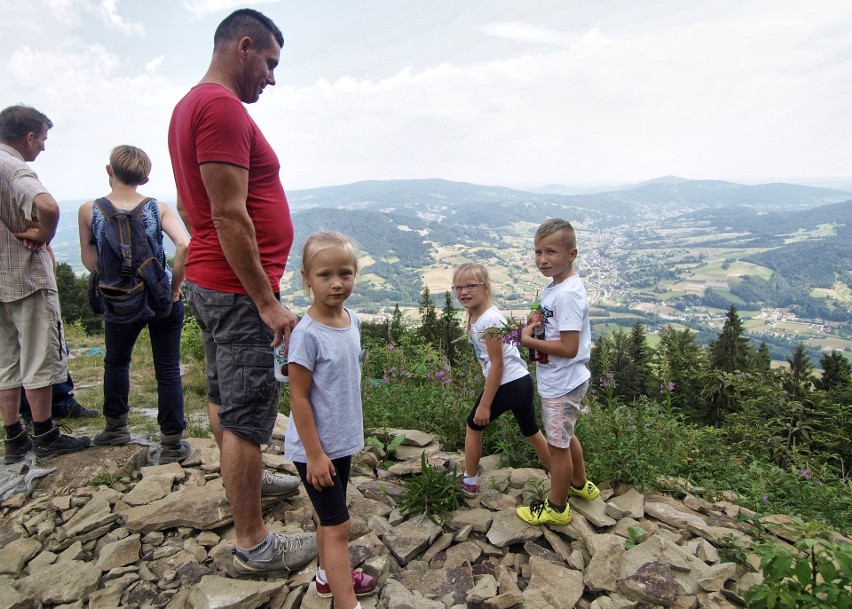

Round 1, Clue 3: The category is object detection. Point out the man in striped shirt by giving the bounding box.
[0,105,90,464]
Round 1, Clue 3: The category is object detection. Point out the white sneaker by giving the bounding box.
[261,470,301,497]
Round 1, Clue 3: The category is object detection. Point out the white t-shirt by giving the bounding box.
[284,308,364,462]
[470,305,530,385]
[535,275,591,398]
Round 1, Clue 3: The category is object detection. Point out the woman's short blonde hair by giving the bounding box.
[109,145,151,186]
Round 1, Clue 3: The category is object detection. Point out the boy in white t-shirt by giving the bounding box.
[516,219,600,526]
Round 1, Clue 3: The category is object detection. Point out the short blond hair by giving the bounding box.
[535,218,576,250]
[301,232,359,297]
[109,145,151,186]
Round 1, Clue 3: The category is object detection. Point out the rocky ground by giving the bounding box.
[0,417,842,609]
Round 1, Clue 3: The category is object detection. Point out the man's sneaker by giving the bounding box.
[569,480,600,501]
[232,532,317,576]
[261,470,301,497]
[62,400,100,419]
[516,499,572,526]
[316,569,377,598]
[4,430,32,464]
[32,425,91,462]
[159,433,191,464]
[94,416,130,446]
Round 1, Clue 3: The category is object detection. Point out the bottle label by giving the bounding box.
[273,342,289,383]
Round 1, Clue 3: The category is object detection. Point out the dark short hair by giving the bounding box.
[214,8,283,50]
[0,105,53,142]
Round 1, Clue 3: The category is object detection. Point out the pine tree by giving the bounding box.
[754,343,772,371]
[623,322,652,400]
[417,285,441,347]
[708,305,754,373]
[390,304,405,344]
[704,306,754,426]
[784,343,814,401]
[817,351,852,391]
[440,291,464,365]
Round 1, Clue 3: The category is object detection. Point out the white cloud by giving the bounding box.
[180,0,279,18]
[479,22,572,47]
[87,0,145,36]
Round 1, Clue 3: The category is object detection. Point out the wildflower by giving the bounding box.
[388,344,396,351]
[797,469,811,480]
[599,372,615,388]
[761,495,769,504]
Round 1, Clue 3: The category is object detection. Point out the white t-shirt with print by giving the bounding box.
[535,274,591,398]
[470,305,530,384]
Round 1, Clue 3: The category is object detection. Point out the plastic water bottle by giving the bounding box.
[273,342,288,383]
[528,304,548,364]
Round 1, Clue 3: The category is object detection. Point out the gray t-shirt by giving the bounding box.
[284,308,364,463]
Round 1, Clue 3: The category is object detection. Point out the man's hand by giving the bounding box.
[259,302,298,347]
[13,219,49,251]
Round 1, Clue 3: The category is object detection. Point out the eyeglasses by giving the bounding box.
[452,283,484,293]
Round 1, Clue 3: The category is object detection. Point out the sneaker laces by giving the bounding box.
[273,532,304,553]
[528,500,547,518]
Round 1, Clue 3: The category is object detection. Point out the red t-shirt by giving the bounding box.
[168,83,293,294]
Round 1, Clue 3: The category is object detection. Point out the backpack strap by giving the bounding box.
[94,197,141,280]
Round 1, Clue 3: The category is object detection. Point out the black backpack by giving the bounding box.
[87,197,173,325]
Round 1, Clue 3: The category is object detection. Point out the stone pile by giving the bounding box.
[0,419,840,609]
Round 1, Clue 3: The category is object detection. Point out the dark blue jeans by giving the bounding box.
[103,298,186,436]
[19,372,76,420]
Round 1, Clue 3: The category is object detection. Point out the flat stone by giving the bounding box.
[0,537,41,576]
[607,487,644,519]
[118,479,233,533]
[393,564,474,606]
[123,473,176,507]
[523,555,584,609]
[381,518,442,566]
[18,559,101,605]
[96,534,141,571]
[619,562,679,605]
[485,509,543,547]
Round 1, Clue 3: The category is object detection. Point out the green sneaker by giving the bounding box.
[569,480,600,501]
[516,499,572,526]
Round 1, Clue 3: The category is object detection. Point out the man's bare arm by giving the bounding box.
[200,162,296,344]
[13,192,60,244]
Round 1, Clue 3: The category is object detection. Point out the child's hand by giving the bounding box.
[521,322,538,339]
[473,405,491,427]
[306,454,336,491]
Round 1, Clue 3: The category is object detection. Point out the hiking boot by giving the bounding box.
[159,432,191,464]
[261,470,301,497]
[4,430,32,464]
[516,499,572,526]
[569,480,600,501]
[232,532,317,576]
[316,569,377,598]
[32,425,91,462]
[94,416,130,446]
[61,400,100,419]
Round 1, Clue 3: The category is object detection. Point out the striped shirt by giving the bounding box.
[0,143,57,302]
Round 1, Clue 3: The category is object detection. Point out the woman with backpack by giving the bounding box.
[78,145,190,464]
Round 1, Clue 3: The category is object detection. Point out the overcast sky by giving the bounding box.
[3,0,852,201]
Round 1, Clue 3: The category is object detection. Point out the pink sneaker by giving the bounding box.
[316,569,377,598]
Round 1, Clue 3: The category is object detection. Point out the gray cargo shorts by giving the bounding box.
[185,282,280,445]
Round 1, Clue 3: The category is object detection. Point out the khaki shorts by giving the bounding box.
[540,380,590,449]
[0,289,68,390]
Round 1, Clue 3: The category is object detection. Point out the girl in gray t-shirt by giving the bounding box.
[284,232,375,607]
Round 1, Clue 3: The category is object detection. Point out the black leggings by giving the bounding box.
[294,455,352,526]
[466,374,539,437]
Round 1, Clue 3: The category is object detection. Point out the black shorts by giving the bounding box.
[466,374,539,437]
[294,456,352,527]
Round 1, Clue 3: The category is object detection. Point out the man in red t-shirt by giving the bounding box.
[168,9,316,576]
